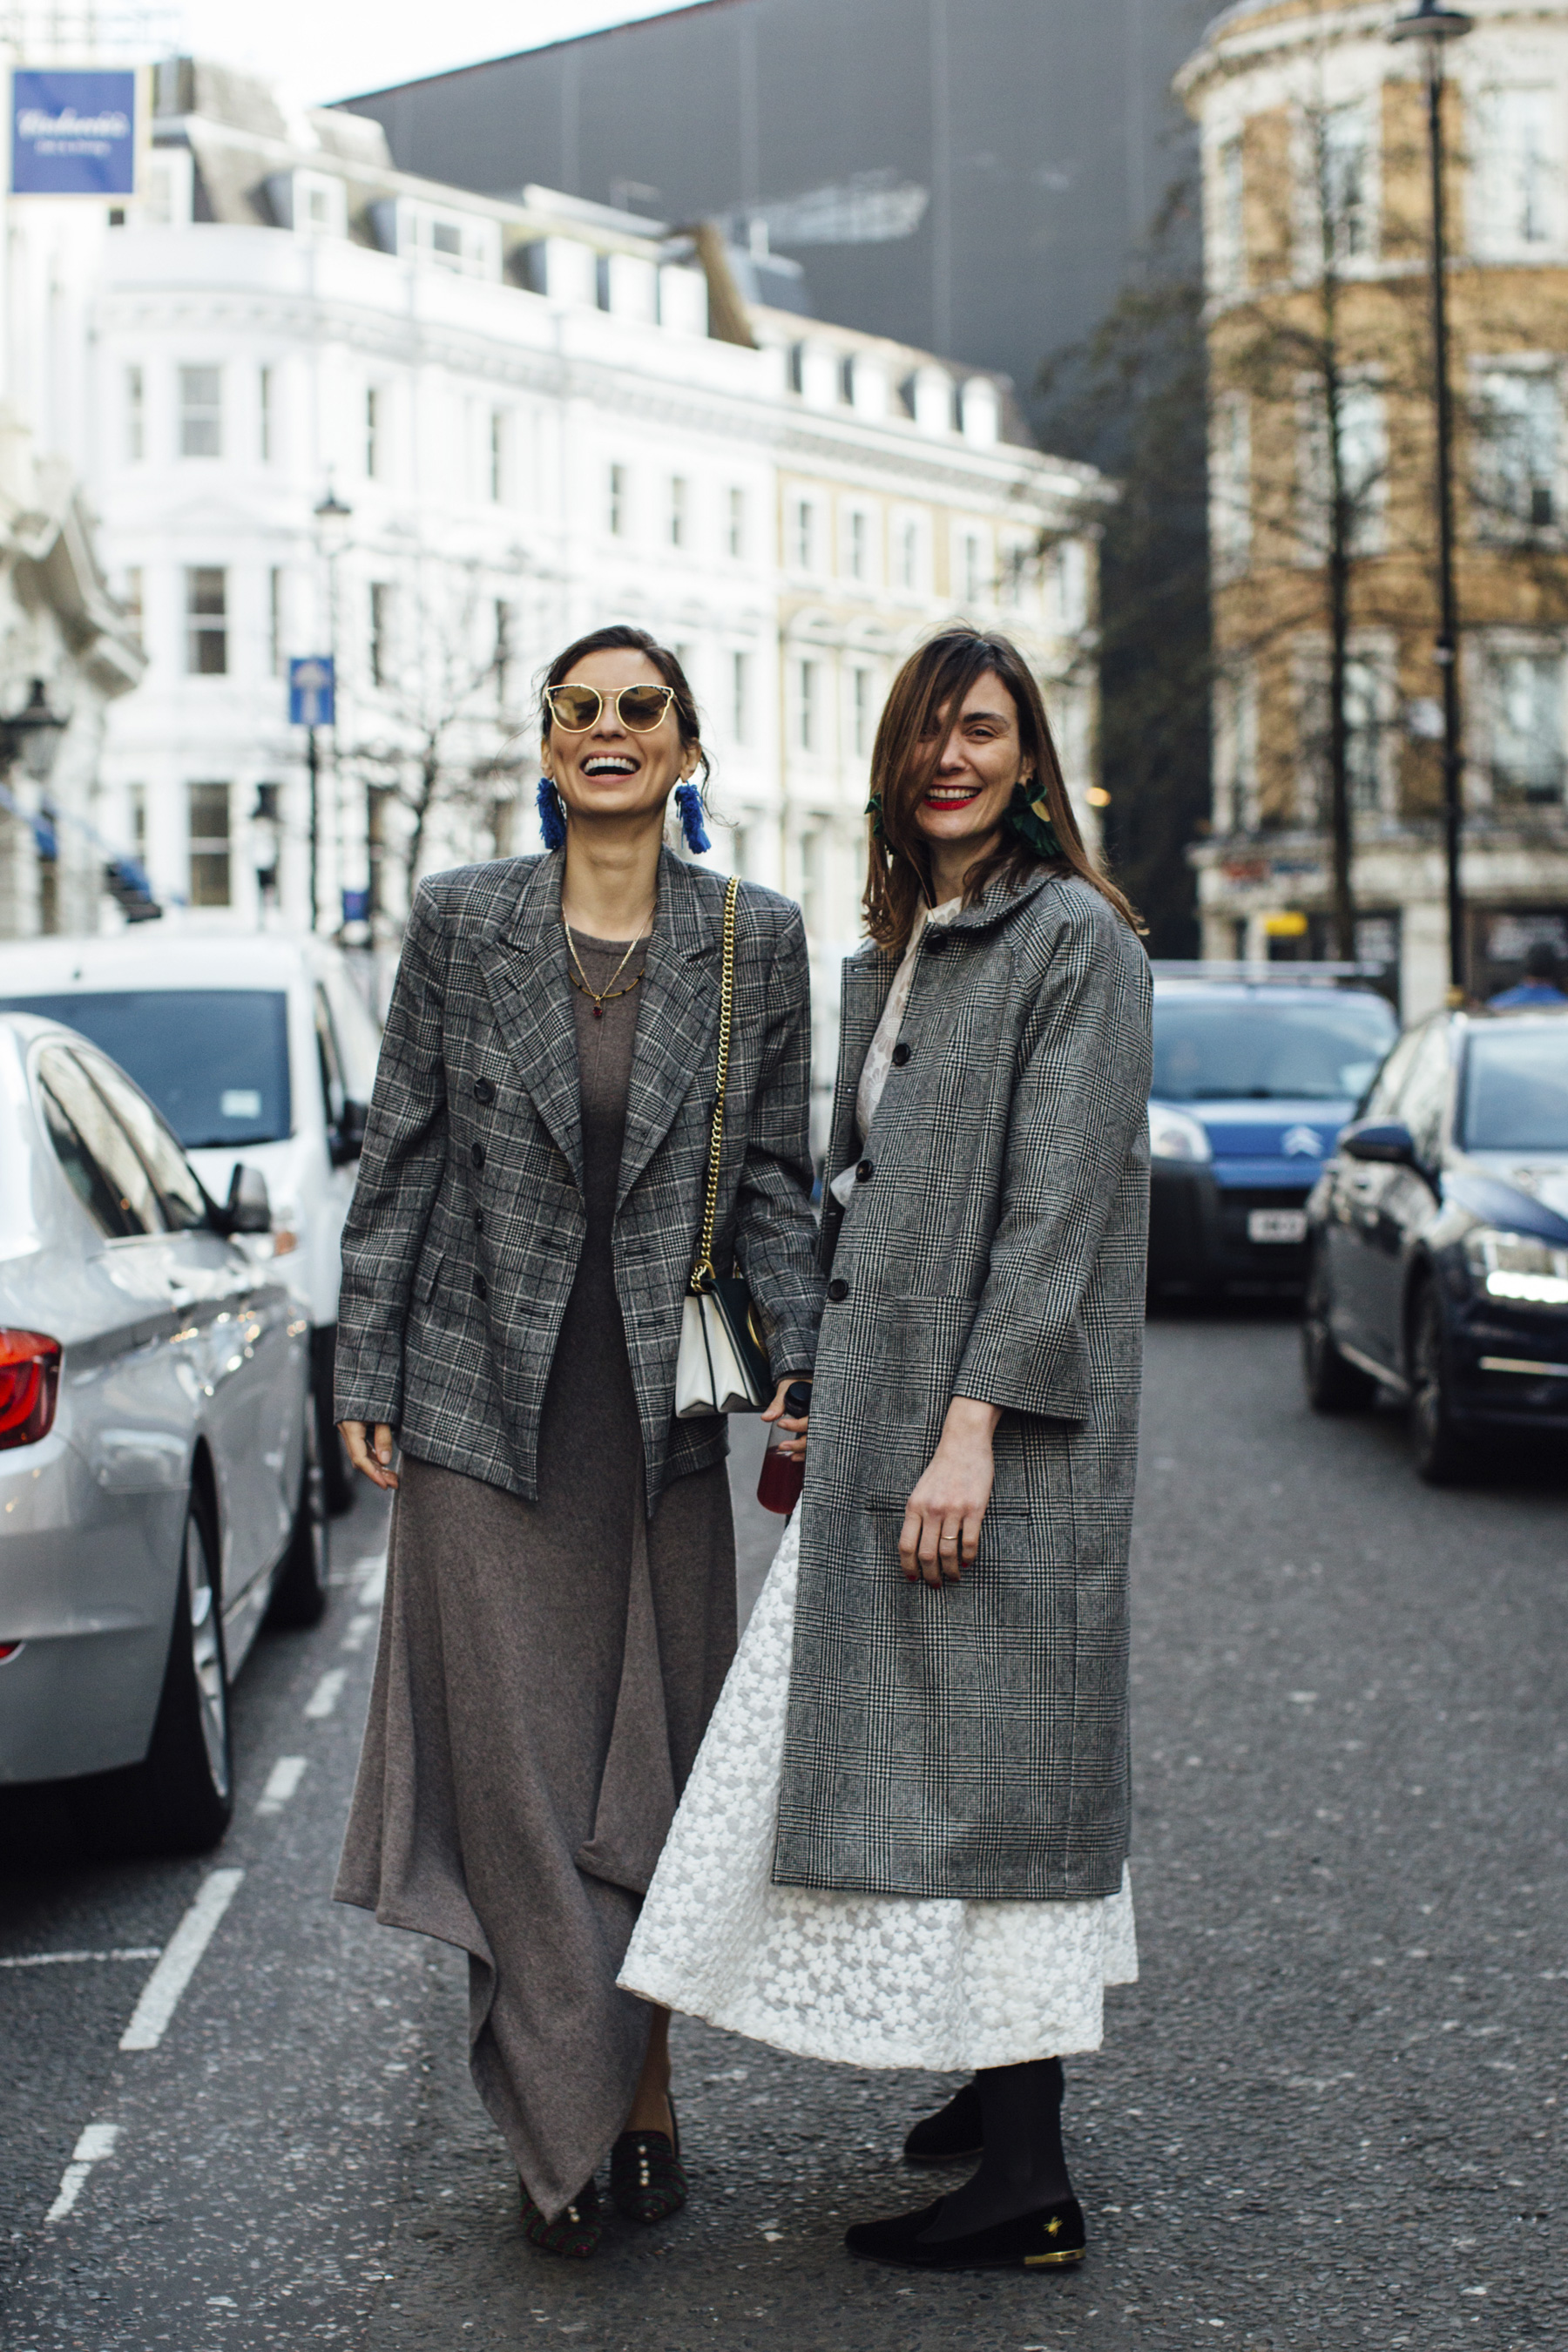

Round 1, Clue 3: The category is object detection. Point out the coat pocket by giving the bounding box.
[416,1251,445,1307]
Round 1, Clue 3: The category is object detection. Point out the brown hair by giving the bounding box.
[539,623,710,794]
[862,625,1140,953]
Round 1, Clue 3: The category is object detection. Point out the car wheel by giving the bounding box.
[267,1401,331,1630]
[315,1375,355,1517]
[75,1487,233,1856]
[1409,1281,1471,1486]
[1301,1248,1375,1412]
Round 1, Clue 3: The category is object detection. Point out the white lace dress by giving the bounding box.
[618,900,1138,2071]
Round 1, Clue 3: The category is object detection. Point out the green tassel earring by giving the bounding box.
[1006,777,1064,862]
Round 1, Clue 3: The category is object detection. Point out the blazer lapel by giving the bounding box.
[480,854,585,1189]
[617,849,722,1213]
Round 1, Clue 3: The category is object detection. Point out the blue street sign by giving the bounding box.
[11,71,138,198]
[341,888,370,925]
[289,656,335,727]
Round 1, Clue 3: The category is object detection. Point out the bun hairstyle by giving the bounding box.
[862,624,1140,954]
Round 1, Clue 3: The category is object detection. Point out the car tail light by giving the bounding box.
[0,1330,61,1450]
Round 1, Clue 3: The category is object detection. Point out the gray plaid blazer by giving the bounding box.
[335,848,822,1513]
[774,868,1152,1901]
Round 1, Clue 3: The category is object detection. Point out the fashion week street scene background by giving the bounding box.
[1,0,1566,2346]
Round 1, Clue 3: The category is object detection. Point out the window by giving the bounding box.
[369,583,394,688]
[188,783,232,906]
[608,462,627,536]
[490,409,505,502]
[1300,379,1387,557]
[122,567,144,649]
[793,498,815,570]
[1300,648,1391,819]
[796,659,819,754]
[848,510,868,581]
[1479,87,1558,250]
[269,567,283,675]
[78,1048,207,1231]
[1319,103,1375,266]
[179,364,222,458]
[1214,666,1260,834]
[365,386,382,479]
[962,531,985,604]
[186,568,226,674]
[670,475,688,548]
[6,991,293,1148]
[1212,394,1252,578]
[495,600,514,705]
[852,667,874,759]
[1489,650,1565,803]
[430,219,463,266]
[1477,369,1559,533]
[899,517,922,591]
[260,364,274,462]
[37,1045,162,1238]
[727,485,747,558]
[731,650,749,744]
[1342,655,1387,814]
[125,364,145,463]
[1217,134,1246,294]
[799,829,824,935]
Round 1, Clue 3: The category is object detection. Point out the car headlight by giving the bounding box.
[1463,1227,1568,1308]
[1148,1105,1213,1164]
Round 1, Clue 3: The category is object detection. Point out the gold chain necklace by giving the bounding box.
[563,912,652,1019]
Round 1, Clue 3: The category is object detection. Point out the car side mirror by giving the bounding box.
[225,1163,273,1233]
[1341,1119,1418,1166]
[330,1099,368,1167]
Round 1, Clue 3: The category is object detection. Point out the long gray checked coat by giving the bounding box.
[335,848,823,1511]
[774,868,1152,1903]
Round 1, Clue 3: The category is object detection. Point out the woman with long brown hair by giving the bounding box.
[622,625,1152,2274]
[333,625,821,2257]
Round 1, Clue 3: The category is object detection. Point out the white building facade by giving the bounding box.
[5,56,1106,1106]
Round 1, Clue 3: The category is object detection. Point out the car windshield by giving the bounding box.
[0,990,291,1148]
[1461,1025,1568,1152]
[1152,994,1397,1104]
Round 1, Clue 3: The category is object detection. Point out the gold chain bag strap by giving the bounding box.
[673,876,773,1416]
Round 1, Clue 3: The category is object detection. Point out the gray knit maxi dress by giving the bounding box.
[335,935,736,2219]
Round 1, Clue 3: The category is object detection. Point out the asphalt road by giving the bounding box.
[2,1313,1565,2352]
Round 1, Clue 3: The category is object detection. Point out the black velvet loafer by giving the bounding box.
[903,2078,983,2165]
[845,2194,1086,2272]
[611,2097,686,2225]
[521,2176,604,2258]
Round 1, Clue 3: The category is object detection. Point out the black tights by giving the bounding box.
[924,2058,1071,2240]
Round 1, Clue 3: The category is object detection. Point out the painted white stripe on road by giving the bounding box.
[0,1947,160,1969]
[303,1668,348,1720]
[118,1869,244,2052]
[340,1611,376,1652]
[357,1553,388,1606]
[255,1755,308,1815]
[44,2125,119,2223]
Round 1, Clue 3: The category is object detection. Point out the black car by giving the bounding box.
[1302,1008,1568,1480]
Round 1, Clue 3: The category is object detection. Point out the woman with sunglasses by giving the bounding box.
[334,625,821,2257]
[623,625,1152,2274]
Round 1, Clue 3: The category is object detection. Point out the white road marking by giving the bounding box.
[255,1755,308,1815]
[44,2124,119,2223]
[340,1611,376,1652]
[118,1869,244,2052]
[357,1553,388,1606]
[0,1947,160,1970]
[303,1668,348,1720]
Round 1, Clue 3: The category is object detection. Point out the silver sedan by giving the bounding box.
[0,1012,325,1852]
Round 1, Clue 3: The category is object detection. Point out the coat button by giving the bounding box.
[827,1277,849,1302]
[925,931,948,954]
[473,1273,488,1301]
[474,1078,496,1105]
[470,1140,485,1169]
[474,1209,484,1233]
[891,1041,911,1067]
[855,1159,873,1183]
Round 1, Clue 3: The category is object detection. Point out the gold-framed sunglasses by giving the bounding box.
[544,682,676,733]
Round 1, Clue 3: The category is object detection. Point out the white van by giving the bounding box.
[0,931,382,1511]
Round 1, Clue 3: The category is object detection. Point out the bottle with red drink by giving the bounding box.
[757,1380,813,1515]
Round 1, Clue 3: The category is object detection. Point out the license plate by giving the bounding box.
[1248,1208,1308,1244]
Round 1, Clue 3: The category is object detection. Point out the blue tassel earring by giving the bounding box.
[675,780,712,856]
[537,774,566,851]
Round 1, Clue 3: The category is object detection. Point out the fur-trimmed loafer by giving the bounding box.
[521,2176,604,2258]
[903,2079,983,2165]
[611,2098,686,2224]
[845,2193,1085,2272]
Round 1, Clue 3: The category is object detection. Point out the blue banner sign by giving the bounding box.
[11,70,138,197]
[288,656,335,727]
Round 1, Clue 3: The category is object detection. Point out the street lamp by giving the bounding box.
[1,678,67,782]
[308,483,353,932]
[1388,0,1473,1000]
